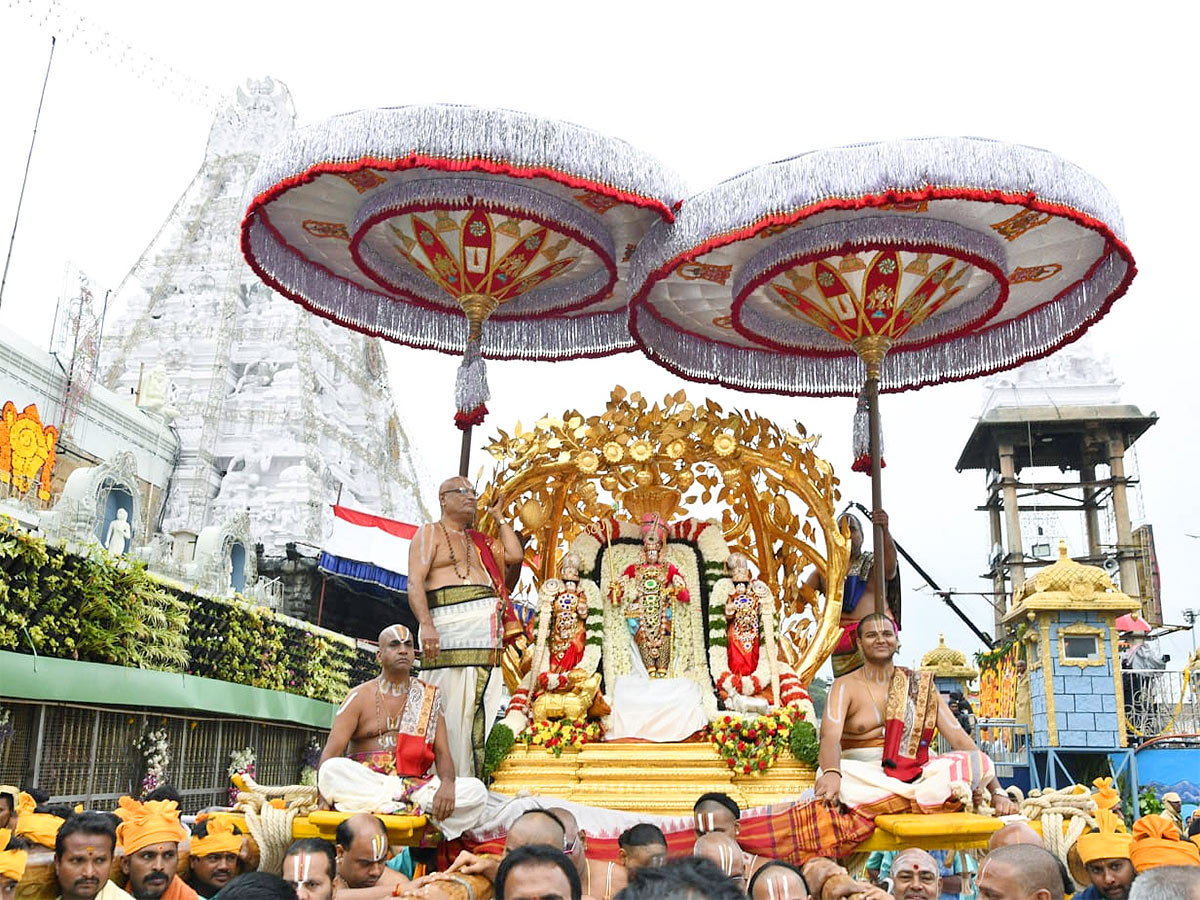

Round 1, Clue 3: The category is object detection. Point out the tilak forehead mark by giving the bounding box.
[288,853,313,883]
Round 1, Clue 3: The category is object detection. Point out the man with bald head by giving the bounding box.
[989,823,1043,852]
[547,808,627,900]
[331,814,405,900]
[408,476,524,777]
[889,850,942,900]
[694,833,747,893]
[977,844,1066,900]
[318,624,489,840]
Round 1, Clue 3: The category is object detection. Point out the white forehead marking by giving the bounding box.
[371,833,386,861]
[384,625,410,645]
[288,854,313,883]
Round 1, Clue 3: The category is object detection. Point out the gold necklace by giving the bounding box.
[439,521,474,580]
[860,668,890,720]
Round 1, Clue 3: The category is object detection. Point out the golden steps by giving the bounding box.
[489,741,815,816]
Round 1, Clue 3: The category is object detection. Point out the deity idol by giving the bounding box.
[525,552,604,720]
[612,515,690,677]
[710,553,811,714]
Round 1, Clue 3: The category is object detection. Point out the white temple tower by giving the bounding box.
[98,78,431,565]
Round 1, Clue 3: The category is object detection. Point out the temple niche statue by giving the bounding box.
[105,508,132,556]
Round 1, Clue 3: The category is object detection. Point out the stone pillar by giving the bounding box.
[1107,439,1140,597]
[988,488,1006,633]
[1081,463,1103,559]
[998,443,1026,591]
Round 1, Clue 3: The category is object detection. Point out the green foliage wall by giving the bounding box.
[0,518,372,703]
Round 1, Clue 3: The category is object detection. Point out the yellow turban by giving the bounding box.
[1078,810,1132,863]
[1091,777,1121,812]
[13,793,64,850]
[0,828,28,882]
[190,815,242,858]
[1130,815,1200,870]
[114,797,187,855]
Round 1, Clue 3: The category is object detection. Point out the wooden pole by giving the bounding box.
[866,374,887,617]
[459,426,472,477]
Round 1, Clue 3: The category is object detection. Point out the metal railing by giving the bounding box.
[1122,668,1200,739]
[935,718,1032,767]
[0,699,327,813]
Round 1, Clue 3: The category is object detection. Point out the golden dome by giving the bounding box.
[919,634,978,680]
[1012,540,1119,604]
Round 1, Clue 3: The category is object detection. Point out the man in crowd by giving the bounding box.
[693,793,766,878]
[443,807,569,884]
[616,825,667,874]
[494,845,580,900]
[0,788,16,831]
[114,797,197,900]
[1129,814,1200,870]
[548,807,627,900]
[808,613,1016,856]
[1128,866,1200,898]
[332,814,407,900]
[805,510,898,678]
[55,812,133,900]
[616,857,745,900]
[889,849,943,900]
[282,839,337,900]
[407,477,524,777]
[1,828,28,900]
[318,624,488,840]
[1077,810,1136,900]
[746,861,808,900]
[1160,793,1184,834]
[976,844,1065,900]
[186,816,244,898]
[693,833,746,893]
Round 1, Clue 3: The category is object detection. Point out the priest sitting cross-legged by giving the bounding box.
[792,613,1017,858]
[318,624,488,841]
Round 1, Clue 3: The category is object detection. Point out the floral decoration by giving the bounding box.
[517,717,604,757]
[227,747,256,804]
[136,725,171,797]
[298,737,322,787]
[707,706,808,775]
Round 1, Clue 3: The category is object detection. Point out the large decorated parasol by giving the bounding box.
[628,137,1135,610]
[241,104,685,474]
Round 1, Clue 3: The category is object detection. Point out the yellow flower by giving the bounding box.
[603,442,624,463]
[576,452,600,474]
[630,439,653,462]
[665,440,686,460]
[713,433,737,457]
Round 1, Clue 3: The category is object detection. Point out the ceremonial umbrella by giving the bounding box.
[241,104,684,475]
[628,137,1136,611]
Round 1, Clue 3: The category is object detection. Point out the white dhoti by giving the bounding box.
[318,757,488,841]
[606,675,709,742]
[422,666,505,778]
[830,747,995,812]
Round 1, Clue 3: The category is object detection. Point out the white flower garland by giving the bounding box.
[137,728,170,796]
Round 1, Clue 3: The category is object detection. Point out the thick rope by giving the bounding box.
[1019,786,1097,890]
[237,798,297,876]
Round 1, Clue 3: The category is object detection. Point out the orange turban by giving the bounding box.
[1078,810,1132,863]
[190,815,242,858]
[0,828,28,882]
[1130,814,1200,870]
[12,793,64,850]
[115,797,187,855]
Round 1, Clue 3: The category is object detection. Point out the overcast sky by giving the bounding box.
[0,1,1196,673]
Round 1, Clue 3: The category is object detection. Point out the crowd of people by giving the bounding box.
[4,784,1200,900]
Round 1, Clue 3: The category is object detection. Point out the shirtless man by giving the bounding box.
[815,613,1018,816]
[407,477,524,776]
[549,807,627,900]
[805,510,898,677]
[319,625,487,838]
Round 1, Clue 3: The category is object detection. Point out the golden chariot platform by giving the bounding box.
[488,741,816,816]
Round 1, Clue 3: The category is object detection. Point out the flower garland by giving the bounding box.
[0,706,12,746]
[707,706,803,775]
[517,717,604,758]
[136,727,171,798]
[298,737,321,788]
[227,747,256,805]
[708,578,779,704]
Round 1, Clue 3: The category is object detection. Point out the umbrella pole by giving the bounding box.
[853,335,892,618]
[866,375,887,617]
[459,426,472,478]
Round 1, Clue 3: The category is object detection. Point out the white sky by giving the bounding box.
[0,1,1196,673]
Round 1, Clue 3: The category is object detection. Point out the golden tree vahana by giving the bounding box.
[478,387,851,683]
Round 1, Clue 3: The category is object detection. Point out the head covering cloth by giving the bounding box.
[0,828,28,882]
[114,796,187,855]
[1130,814,1200,870]
[1078,810,1132,863]
[12,792,64,849]
[190,815,242,858]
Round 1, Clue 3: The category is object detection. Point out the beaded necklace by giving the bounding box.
[438,521,475,581]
